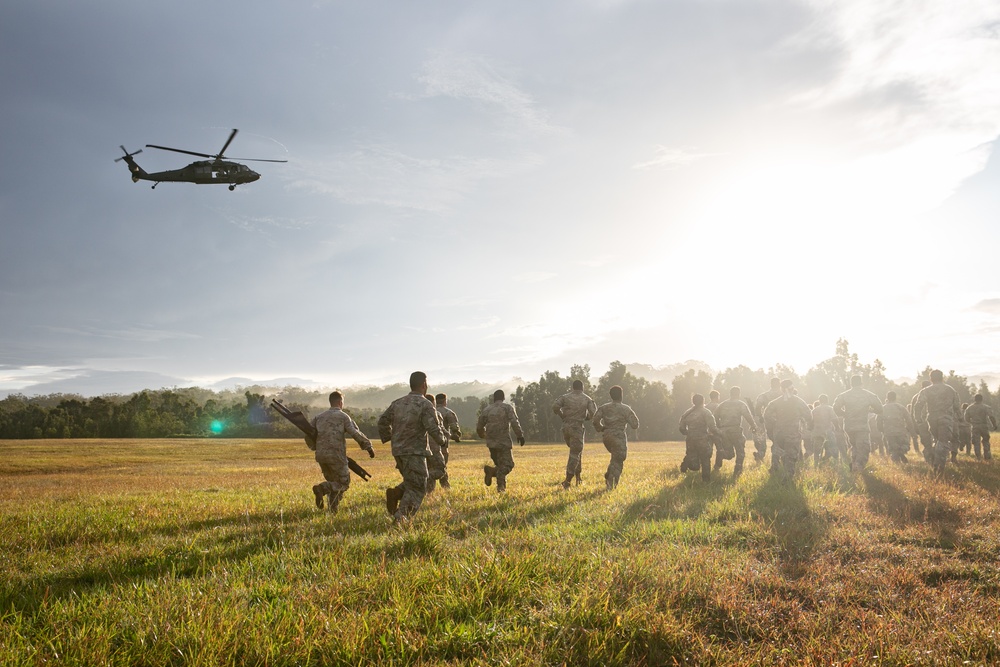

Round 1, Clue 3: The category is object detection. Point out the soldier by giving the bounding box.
[477,390,525,492]
[833,375,884,471]
[713,386,757,477]
[309,391,375,513]
[706,390,725,468]
[431,393,462,489]
[592,385,640,490]
[378,371,449,522]
[912,369,961,473]
[910,380,933,462]
[679,394,721,482]
[955,403,972,461]
[878,391,917,464]
[964,394,997,460]
[809,395,837,465]
[552,379,598,489]
[423,394,450,494]
[753,378,783,466]
[762,379,813,477]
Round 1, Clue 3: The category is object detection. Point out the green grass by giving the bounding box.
[2,438,1000,665]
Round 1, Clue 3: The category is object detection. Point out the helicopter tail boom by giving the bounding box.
[115,146,148,182]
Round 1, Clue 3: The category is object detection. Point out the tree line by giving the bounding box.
[0,340,995,441]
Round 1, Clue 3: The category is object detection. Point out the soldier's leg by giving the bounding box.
[781,437,799,476]
[930,417,955,472]
[732,433,746,477]
[984,430,992,460]
[753,428,767,462]
[494,447,515,492]
[426,444,446,493]
[972,428,983,459]
[394,454,428,520]
[697,439,713,481]
[849,431,872,470]
[440,445,451,488]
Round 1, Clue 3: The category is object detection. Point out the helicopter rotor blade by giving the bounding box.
[226,157,289,163]
[115,146,142,162]
[216,129,238,160]
[145,144,214,159]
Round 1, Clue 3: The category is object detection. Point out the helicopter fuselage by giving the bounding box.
[136,160,260,185]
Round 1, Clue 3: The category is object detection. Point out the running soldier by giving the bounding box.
[912,370,961,473]
[714,387,757,477]
[809,395,838,465]
[553,380,598,489]
[679,394,721,482]
[833,376,884,471]
[964,394,997,460]
[910,380,933,461]
[754,378,783,466]
[762,379,813,477]
[878,391,917,464]
[423,394,450,494]
[309,391,375,513]
[956,403,972,461]
[592,385,640,490]
[431,393,462,490]
[477,390,525,492]
[378,372,449,522]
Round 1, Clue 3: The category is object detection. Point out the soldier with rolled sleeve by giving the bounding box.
[553,380,598,489]
[377,371,449,522]
[965,394,997,460]
[477,389,524,493]
[309,391,375,513]
[833,375,884,471]
[593,385,640,490]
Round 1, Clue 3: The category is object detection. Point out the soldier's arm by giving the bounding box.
[904,409,917,435]
[552,397,563,418]
[423,404,448,447]
[592,406,605,432]
[447,412,462,441]
[377,406,393,444]
[346,417,375,455]
[832,395,846,418]
[587,399,597,420]
[870,395,884,415]
[476,410,487,439]
[509,405,524,439]
[627,407,639,430]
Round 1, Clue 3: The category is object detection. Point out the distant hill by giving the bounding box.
[626,361,715,385]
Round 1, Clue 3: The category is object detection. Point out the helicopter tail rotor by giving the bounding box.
[114,146,143,162]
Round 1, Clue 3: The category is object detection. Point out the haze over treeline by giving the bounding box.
[2,341,997,442]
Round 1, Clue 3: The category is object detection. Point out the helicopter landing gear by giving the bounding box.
[228,184,236,191]
[151,182,159,189]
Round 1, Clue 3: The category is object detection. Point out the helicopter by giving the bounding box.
[115,128,287,190]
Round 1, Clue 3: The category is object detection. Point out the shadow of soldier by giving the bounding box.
[618,468,734,524]
[748,473,826,579]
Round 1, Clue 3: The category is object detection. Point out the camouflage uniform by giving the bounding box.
[753,389,782,464]
[678,405,719,482]
[309,407,373,512]
[832,387,883,470]
[476,400,524,492]
[378,393,448,520]
[425,405,450,492]
[910,397,933,457]
[878,401,917,463]
[762,394,812,476]
[956,410,972,458]
[912,382,961,472]
[430,404,462,489]
[593,400,639,489]
[964,402,997,460]
[809,403,838,464]
[552,389,597,484]
[714,398,757,476]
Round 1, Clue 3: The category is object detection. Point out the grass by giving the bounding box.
[2,438,1000,665]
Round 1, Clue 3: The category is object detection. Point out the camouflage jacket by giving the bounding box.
[593,401,639,435]
[763,395,813,439]
[679,405,718,438]
[436,405,462,442]
[810,404,837,434]
[552,390,597,428]
[310,408,372,465]
[715,398,756,430]
[965,402,998,429]
[377,392,448,457]
[878,402,916,436]
[913,383,961,422]
[833,387,883,431]
[477,401,523,449]
[754,389,782,419]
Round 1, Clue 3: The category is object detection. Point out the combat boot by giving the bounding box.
[575,472,582,486]
[496,477,507,493]
[680,460,689,473]
[604,472,613,491]
[440,476,451,490]
[386,487,403,515]
[561,475,572,490]
[484,465,496,487]
[426,478,436,494]
[312,484,325,509]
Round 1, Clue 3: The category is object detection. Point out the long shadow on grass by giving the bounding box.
[947,459,1000,499]
[749,473,826,579]
[619,468,734,523]
[861,470,962,553]
[1,507,314,618]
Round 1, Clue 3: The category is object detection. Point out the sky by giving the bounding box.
[2,0,1000,397]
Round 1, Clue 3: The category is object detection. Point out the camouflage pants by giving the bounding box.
[771,434,801,476]
[884,432,910,463]
[563,425,585,478]
[427,441,448,482]
[957,426,972,453]
[393,454,428,520]
[716,427,745,473]
[972,425,992,459]
[752,425,768,461]
[602,432,628,484]
[929,416,955,470]
[317,460,350,511]
[489,446,515,490]
[916,422,933,452]
[683,436,713,481]
[846,429,872,470]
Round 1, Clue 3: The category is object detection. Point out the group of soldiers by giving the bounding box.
[303,368,997,521]
[678,369,998,482]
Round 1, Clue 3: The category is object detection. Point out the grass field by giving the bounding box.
[2,437,1000,666]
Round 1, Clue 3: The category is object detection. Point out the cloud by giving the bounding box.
[38,325,201,343]
[971,299,1000,314]
[632,146,724,171]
